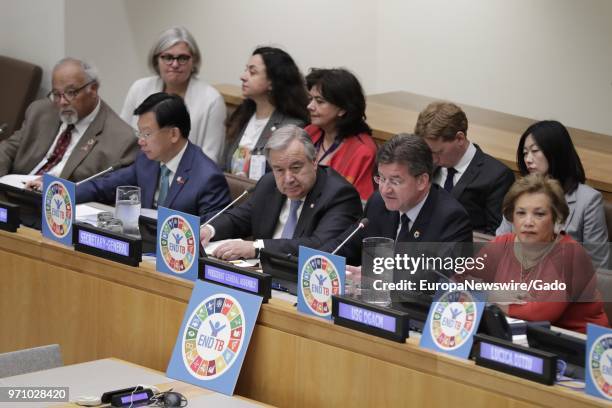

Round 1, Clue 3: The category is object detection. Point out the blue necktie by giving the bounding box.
[157,165,171,207]
[443,167,457,192]
[280,200,302,239]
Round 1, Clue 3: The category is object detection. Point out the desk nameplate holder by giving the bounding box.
[199,257,272,302]
[332,295,410,343]
[73,222,142,267]
[0,201,19,232]
[473,334,557,385]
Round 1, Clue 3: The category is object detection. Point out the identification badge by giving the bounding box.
[248,154,266,181]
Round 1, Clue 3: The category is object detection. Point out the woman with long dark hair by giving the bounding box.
[497,120,609,268]
[304,68,377,200]
[224,47,309,178]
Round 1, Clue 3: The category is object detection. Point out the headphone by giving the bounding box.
[150,391,188,407]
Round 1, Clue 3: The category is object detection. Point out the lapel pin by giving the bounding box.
[271,126,277,132]
[414,230,420,239]
[310,203,314,208]
[176,176,185,185]
[81,138,95,152]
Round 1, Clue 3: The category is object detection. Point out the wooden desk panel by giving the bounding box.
[0,228,607,407]
[214,84,612,200]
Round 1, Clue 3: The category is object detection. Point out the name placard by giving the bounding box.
[199,257,271,302]
[298,246,345,320]
[0,201,19,232]
[474,334,557,385]
[166,280,263,395]
[585,323,612,400]
[332,295,410,342]
[41,174,75,246]
[420,290,485,359]
[156,207,199,281]
[73,222,142,266]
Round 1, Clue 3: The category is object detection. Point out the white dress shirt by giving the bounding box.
[434,142,477,188]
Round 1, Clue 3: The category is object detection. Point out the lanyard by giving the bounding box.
[316,137,340,163]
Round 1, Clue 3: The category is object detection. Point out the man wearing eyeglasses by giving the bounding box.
[0,57,138,186]
[200,125,362,261]
[76,92,230,221]
[328,134,473,267]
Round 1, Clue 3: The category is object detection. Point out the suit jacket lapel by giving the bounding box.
[564,189,577,230]
[404,187,437,242]
[254,110,284,150]
[164,143,193,208]
[260,188,285,237]
[142,160,160,208]
[60,101,107,179]
[451,147,483,199]
[33,120,62,166]
[293,168,325,237]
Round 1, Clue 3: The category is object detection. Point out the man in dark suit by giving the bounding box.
[77,93,230,221]
[414,101,514,235]
[330,134,473,266]
[201,125,362,260]
[0,57,138,184]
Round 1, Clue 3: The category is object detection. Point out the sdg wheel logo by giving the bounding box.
[430,291,477,351]
[160,215,196,273]
[44,181,72,238]
[589,334,612,398]
[182,294,245,380]
[300,255,340,316]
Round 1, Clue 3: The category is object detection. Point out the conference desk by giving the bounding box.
[0,358,264,407]
[0,227,608,407]
[214,84,612,200]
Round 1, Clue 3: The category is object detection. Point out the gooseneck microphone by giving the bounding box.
[331,218,369,255]
[201,187,255,227]
[75,159,132,186]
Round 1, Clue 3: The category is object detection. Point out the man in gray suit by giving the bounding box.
[0,57,138,186]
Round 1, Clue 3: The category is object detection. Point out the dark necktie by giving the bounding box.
[36,124,75,175]
[397,213,410,241]
[443,167,457,192]
[280,200,302,239]
[157,165,171,207]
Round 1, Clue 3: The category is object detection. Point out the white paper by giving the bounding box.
[75,204,107,225]
[140,207,158,220]
[0,174,39,189]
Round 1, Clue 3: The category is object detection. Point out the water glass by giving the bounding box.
[115,186,141,236]
[360,237,394,306]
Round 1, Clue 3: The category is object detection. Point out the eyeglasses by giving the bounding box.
[374,175,405,188]
[159,54,192,65]
[134,127,167,140]
[47,80,95,102]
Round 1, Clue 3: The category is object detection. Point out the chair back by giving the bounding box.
[0,344,62,378]
[0,55,42,141]
[224,172,256,201]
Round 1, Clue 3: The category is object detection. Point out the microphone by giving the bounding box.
[201,187,254,227]
[332,218,369,255]
[76,160,131,186]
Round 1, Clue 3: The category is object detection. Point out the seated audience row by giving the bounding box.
[0,29,608,334]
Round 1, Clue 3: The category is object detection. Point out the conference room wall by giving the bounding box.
[0,0,65,98]
[3,0,612,136]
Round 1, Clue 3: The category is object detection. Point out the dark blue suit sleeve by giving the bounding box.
[197,170,231,222]
[76,164,138,205]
